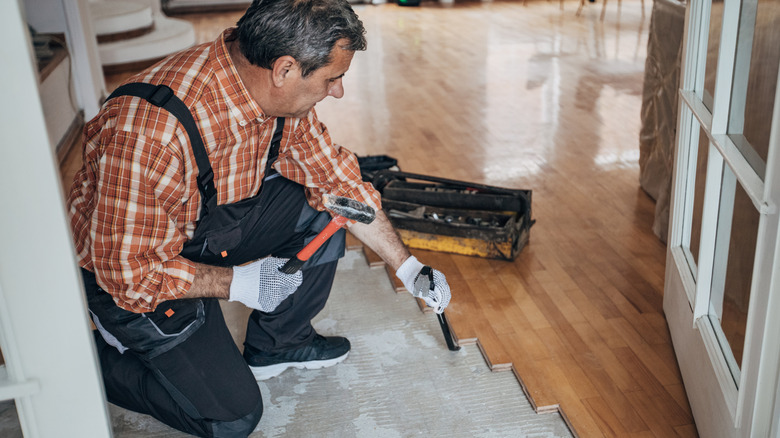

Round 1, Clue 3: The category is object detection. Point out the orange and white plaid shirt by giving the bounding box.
[67,29,380,313]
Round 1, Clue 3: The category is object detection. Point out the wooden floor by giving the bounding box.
[60,1,697,436]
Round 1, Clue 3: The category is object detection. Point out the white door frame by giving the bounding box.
[0,0,112,436]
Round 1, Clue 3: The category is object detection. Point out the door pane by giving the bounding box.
[0,403,21,434]
[687,125,710,271]
[727,0,780,179]
[708,166,759,385]
[703,0,724,109]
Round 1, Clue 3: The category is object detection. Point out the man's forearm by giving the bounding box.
[187,262,232,299]
[348,209,411,271]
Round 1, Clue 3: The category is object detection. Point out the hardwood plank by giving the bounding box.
[361,244,385,268]
[574,362,649,433]
[570,321,641,393]
[345,231,362,251]
[584,396,632,438]
[592,254,660,315]
[496,266,552,331]
[537,256,629,350]
[450,252,496,281]
[577,260,667,346]
[610,317,682,387]
[604,235,666,292]
[531,269,589,326]
[384,264,406,293]
[629,432,657,438]
[536,359,604,437]
[613,347,693,424]
[643,311,674,345]
[535,327,600,400]
[675,424,700,438]
[625,390,687,437]
[650,337,682,375]
[468,317,512,369]
[562,264,624,321]
[498,305,550,362]
[665,383,695,420]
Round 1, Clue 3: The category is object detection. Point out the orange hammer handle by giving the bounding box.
[279,215,348,274]
[297,215,348,261]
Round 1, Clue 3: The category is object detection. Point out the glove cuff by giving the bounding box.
[395,255,424,293]
[230,262,262,306]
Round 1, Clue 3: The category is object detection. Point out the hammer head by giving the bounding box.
[323,194,376,224]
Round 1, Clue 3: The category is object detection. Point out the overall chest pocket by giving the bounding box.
[181,194,260,266]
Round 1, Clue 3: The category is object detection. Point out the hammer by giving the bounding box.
[279,194,376,274]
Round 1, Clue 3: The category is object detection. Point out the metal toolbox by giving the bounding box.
[370,170,533,261]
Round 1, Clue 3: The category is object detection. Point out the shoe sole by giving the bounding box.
[249,351,350,381]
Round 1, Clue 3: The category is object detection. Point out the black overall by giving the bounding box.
[81,84,346,437]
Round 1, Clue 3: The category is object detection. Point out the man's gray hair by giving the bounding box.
[236,0,367,78]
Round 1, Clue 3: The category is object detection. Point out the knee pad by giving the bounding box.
[210,397,263,438]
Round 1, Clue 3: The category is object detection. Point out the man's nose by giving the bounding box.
[328,78,344,99]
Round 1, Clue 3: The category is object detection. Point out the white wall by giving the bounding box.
[0,0,111,435]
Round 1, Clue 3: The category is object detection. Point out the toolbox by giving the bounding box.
[368,169,533,261]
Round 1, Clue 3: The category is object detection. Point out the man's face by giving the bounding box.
[279,40,355,118]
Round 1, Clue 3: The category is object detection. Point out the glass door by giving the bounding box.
[664,0,780,436]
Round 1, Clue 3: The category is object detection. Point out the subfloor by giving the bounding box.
[130,250,574,437]
[57,0,696,436]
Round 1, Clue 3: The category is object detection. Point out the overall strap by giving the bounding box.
[265,117,285,177]
[105,83,217,208]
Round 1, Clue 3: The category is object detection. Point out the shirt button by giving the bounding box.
[239,120,247,127]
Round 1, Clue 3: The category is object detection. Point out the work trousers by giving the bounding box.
[82,176,344,437]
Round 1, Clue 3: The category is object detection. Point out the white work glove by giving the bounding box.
[396,256,451,314]
[230,256,303,312]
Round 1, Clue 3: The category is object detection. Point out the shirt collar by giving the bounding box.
[212,28,268,126]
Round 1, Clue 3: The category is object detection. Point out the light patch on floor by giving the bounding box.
[0,250,573,437]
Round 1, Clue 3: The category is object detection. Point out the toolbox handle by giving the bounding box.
[372,170,530,199]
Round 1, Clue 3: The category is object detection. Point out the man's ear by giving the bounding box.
[271,56,298,87]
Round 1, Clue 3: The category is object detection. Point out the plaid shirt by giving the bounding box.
[67,29,380,313]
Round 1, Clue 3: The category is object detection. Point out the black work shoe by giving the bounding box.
[244,334,351,380]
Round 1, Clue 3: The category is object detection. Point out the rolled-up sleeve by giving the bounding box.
[275,111,382,220]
